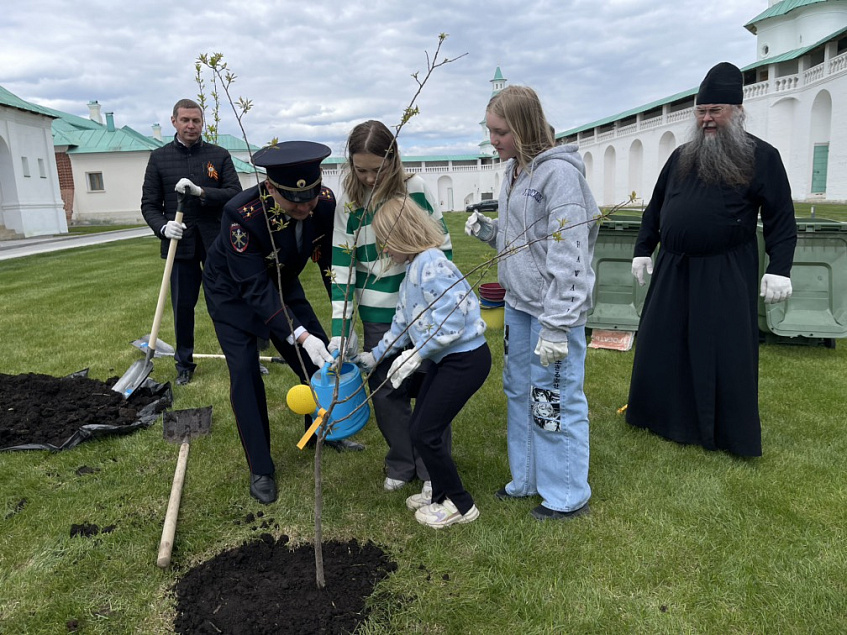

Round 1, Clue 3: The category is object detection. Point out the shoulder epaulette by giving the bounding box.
[319,186,335,203]
[237,198,264,220]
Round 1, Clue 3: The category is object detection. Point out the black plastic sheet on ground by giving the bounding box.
[0,369,172,452]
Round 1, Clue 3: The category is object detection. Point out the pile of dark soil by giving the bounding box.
[0,370,169,450]
[3,371,398,632]
[173,534,397,634]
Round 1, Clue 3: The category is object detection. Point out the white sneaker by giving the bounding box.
[383,477,407,491]
[414,498,479,529]
[405,481,433,510]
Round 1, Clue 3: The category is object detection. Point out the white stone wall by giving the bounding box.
[320,162,505,213]
[0,106,67,236]
[575,47,847,206]
[70,152,151,224]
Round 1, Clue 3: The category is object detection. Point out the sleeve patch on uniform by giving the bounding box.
[230,223,249,253]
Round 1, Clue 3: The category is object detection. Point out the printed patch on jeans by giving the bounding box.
[531,386,561,431]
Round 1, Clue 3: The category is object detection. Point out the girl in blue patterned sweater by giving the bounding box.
[358,196,491,528]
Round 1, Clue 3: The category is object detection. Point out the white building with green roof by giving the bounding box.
[2,1,843,238]
[0,92,265,235]
[0,86,67,237]
[562,0,847,205]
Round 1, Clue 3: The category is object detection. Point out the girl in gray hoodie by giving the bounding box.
[466,85,600,520]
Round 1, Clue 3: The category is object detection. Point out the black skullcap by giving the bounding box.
[696,62,743,105]
[252,141,331,202]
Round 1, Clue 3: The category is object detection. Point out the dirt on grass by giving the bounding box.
[172,532,396,634]
[0,371,167,450]
[2,371,398,633]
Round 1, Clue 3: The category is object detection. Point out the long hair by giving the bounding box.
[371,196,444,256]
[487,86,555,171]
[341,120,408,207]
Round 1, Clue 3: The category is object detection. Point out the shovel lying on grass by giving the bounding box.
[113,193,186,399]
[130,335,286,365]
[156,405,212,568]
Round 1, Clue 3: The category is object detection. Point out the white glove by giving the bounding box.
[175,178,202,197]
[388,350,422,389]
[163,220,186,240]
[631,256,654,286]
[357,351,377,373]
[464,211,495,242]
[534,336,569,367]
[328,331,359,359]
[760,274,792,304]
[300,335,334,368]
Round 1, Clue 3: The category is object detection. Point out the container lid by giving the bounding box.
[795,218,847,233]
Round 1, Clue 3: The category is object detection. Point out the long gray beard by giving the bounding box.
[678,109,756,187]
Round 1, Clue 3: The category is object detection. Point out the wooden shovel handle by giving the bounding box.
[147,199,185,361]
[156,440,189,568]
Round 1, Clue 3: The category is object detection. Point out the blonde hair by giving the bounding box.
[487,85,554,170]
[372,197,444,256]
[342,120,409,208]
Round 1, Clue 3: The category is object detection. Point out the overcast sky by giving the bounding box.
[1,0,769,156]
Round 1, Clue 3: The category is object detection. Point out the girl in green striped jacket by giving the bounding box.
[329,120,452,496]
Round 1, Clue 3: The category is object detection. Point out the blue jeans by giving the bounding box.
[502,304,591,512]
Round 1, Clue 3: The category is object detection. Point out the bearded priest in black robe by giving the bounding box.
[626,62,797,457]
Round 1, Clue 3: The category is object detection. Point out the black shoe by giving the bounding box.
[530,503,589,521]
[324,438,366,452]
[258,363,269,375]
[176,370,193,386]
[250,474,277,504]
[495,487,519,501]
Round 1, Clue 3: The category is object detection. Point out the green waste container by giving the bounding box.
[587,215,652,331]
[757,218,847,340]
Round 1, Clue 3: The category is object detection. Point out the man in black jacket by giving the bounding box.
[141,99,242,385]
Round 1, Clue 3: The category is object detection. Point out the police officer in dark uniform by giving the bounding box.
[203,141,362,505]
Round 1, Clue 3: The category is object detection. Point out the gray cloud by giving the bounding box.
[1,0,766,155]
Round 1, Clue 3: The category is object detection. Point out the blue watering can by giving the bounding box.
[309,354,370,441]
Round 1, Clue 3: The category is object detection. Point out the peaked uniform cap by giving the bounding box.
[252,141,331,202]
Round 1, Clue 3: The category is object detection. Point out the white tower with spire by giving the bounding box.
[479,67,507,156]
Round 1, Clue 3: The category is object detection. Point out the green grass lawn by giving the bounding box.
[1,213,845,633]
[66,224,145,235]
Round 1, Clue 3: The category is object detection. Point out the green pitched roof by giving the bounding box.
[492,67,505,81]
[214,133,260,152]
[559,24,847,140]
[232,156,264,176]
[745,0,832,33]
[0,85,56,118]
[56,123,161,153]
[741,24,847,69]
[404,154,484,162]
[559,87,698,138]
[37,103,160,153]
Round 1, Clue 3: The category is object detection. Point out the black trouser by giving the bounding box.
[212,304,326,476]
[410,344,491,515]
[170,244,206,374]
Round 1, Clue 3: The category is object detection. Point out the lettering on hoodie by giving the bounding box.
[523,188,543,202]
